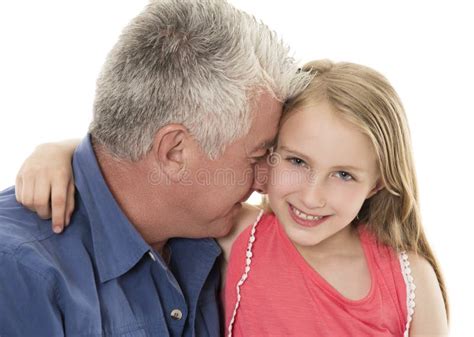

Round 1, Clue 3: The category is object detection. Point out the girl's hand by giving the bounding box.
[15,139,80,233]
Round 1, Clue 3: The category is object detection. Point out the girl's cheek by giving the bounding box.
[270,165,306,192]
[328,184,369,213]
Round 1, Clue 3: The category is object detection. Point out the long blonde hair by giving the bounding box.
[275,59,449,319]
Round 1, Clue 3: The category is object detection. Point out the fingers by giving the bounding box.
[15,171,24,205]
[16,170,52,219]
[14,141,78,234]
[50,177,75,233]
[34,179,53,220]
[19,172,38,213]
[65,181,75,225]
[51,180,69,233]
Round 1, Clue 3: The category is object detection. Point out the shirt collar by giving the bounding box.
[73,135,150,283]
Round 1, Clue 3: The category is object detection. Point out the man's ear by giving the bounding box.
[152,124,189,182]
[367,180,384,199]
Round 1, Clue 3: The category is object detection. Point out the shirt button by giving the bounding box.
[170,309,183,320]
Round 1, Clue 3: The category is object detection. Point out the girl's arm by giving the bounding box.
[408,252,449,337]
[14,138,264,246]
[15,139,79,232]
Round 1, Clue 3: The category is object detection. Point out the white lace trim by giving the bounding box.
[399,251,416,337]
[226,217,416,337]
[226,209,264,337]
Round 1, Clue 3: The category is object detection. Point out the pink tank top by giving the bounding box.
[225,212,415,337]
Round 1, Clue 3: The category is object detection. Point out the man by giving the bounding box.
[0,0,309,336]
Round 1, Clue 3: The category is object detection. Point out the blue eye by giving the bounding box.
[335,171,353,181]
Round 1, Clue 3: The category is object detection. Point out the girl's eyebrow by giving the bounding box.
[278,145,312,163]
[278,145,365,173]
[331,165,365,173]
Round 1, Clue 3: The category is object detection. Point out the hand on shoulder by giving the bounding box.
[15,139,79,231]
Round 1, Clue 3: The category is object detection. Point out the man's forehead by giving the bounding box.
[247,91,282,151]
[253,91,283,116]
[244,124,274,147]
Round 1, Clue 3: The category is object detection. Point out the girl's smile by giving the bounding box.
[268,100,381,250]
[288,203,331,228]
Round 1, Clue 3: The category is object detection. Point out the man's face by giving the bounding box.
[180,91,282,238]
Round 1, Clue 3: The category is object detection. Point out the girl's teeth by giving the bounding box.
[292,206,322,221]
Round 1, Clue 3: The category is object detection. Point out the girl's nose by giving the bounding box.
[299,178,327,210]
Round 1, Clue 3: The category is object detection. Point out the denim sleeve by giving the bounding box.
[0,253,64,337]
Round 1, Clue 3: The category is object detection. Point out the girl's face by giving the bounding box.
[268,100,381,249]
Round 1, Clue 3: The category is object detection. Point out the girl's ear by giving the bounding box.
[367,180,384,199]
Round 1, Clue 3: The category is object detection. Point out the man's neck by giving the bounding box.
[93,144,170,251]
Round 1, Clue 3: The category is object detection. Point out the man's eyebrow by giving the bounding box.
[250,139,276,156]
[260,138,276,150]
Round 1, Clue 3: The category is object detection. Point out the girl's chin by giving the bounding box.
[281,224,324,247]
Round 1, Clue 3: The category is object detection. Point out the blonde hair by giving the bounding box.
[273,59,449,319]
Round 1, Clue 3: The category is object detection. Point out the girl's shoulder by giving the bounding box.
[358,227,448,334]
[404,251,449,335]
[218,204,270,262]
[360,225,448,334]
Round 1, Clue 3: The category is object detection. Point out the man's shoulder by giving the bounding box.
[0,186,91,278]
[0,186,56,254]
[0,191,65,337]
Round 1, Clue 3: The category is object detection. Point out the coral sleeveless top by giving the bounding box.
[225,212,415,337]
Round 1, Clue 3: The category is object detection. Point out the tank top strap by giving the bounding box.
[399,251,416,336]
[226,209,265,337]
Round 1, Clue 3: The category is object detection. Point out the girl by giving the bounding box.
[15,60,449,336]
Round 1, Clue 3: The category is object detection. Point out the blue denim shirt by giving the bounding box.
[0,136,222,337]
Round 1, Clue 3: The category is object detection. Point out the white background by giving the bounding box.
[0,1,472,334]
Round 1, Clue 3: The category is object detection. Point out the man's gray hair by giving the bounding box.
[90,0,310,160]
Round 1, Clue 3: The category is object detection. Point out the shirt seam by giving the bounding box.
[0,250,62,309]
